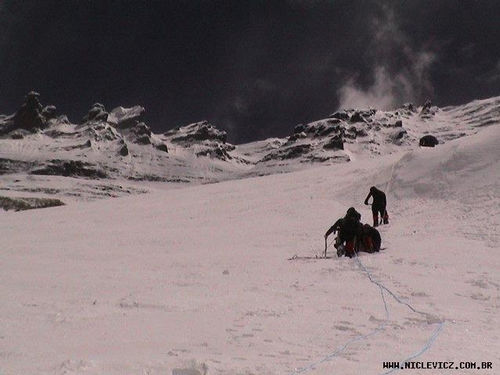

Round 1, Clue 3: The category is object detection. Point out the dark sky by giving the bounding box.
[1,0,499,143]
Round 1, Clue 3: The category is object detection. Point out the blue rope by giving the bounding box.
[290,286,390,374]
[381,322,444,375]
[289,250,444,375]
[354,255,445,375]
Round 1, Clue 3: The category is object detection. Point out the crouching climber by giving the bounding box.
[357,224,381,253]
[325,207,362,258]
[325,208,381,258]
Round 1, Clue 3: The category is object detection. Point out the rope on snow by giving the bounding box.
[289,250,444,375]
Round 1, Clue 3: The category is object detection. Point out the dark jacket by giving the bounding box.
[341,214,362,241]
[364,187,386,209]
[361,224,381,251]
[345,207,361,222]
[325,218,343,238]
[325,207,362,241]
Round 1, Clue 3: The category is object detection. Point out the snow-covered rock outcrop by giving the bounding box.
[162,121,242,162]
[0,91,60,136]
[107,105,145,128]
[1,92,499,188]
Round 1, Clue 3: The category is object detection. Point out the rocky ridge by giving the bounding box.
[1,92,498,196]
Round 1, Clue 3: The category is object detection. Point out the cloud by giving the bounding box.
[337,4,437,110]
[338,67,402,110]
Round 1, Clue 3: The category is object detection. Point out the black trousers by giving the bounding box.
[372,205,386,226]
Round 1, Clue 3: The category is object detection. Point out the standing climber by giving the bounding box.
[364,186,388,227]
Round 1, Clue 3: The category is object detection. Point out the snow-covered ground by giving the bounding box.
[1,120,498,374]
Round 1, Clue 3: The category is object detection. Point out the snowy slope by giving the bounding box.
[1,122,498,374]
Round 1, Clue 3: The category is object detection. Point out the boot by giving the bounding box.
[337,244,345,257]
[345,241,355,257]
[364,236,374,253]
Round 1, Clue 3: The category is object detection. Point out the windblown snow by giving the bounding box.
[0,95,499,374]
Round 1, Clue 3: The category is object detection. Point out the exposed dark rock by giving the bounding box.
[421,99,432,112]
[288,132,307,142]
[356,128,368,137]
[394,120,403,127]
[293,124,306,134]
[0,158,34,174]
[212,146,232,160]
[402,103,415,112]
[0,115,14,135]
[316,124,338,137]
[128,175,190,183]
[13,91,47,131]
[10,132,25,139]
[326,118,342,124]
[281,144,311,159]
[348,126,367,137]
[329,111,349,121]
[119,144,129,156]
[60,140,93,151]
[395,129,406,139]
[126,122,153,145]
[118,117,139,129]
[0,196,65,211]
[42,105,57,120]
[170,121,227,144]
[134,122,151,136]
[390,129,407,142]
[57,115,70,124]
[305,154,334,163]
[306,154,350,163]
[323,135,344,150]
[87,123,120,141]
[196,145,232,160]
[109,106,146,129]
[135,135,151,145]
[261,144,312,161]
[420,100,438,119]
[344,129,357,139]
[83,103,108,123]
[31,160,107,178]
[155,143,168,153]
[419,134,439,147]
[163,127,180,136]
[350,111,366,123]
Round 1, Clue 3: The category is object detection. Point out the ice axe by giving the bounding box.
[324,237,328,258]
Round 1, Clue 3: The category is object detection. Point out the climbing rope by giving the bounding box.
[354,254,445,374]
[381,321,444,375]
[290,284,390,374]
[289,246,444,375]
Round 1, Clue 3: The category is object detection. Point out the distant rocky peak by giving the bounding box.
[24,91,43,111]
[419,99,439,118]
[83,103,109,123]
[12,90,55,131]
[166,120,228,144]
[108,105,145,128]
